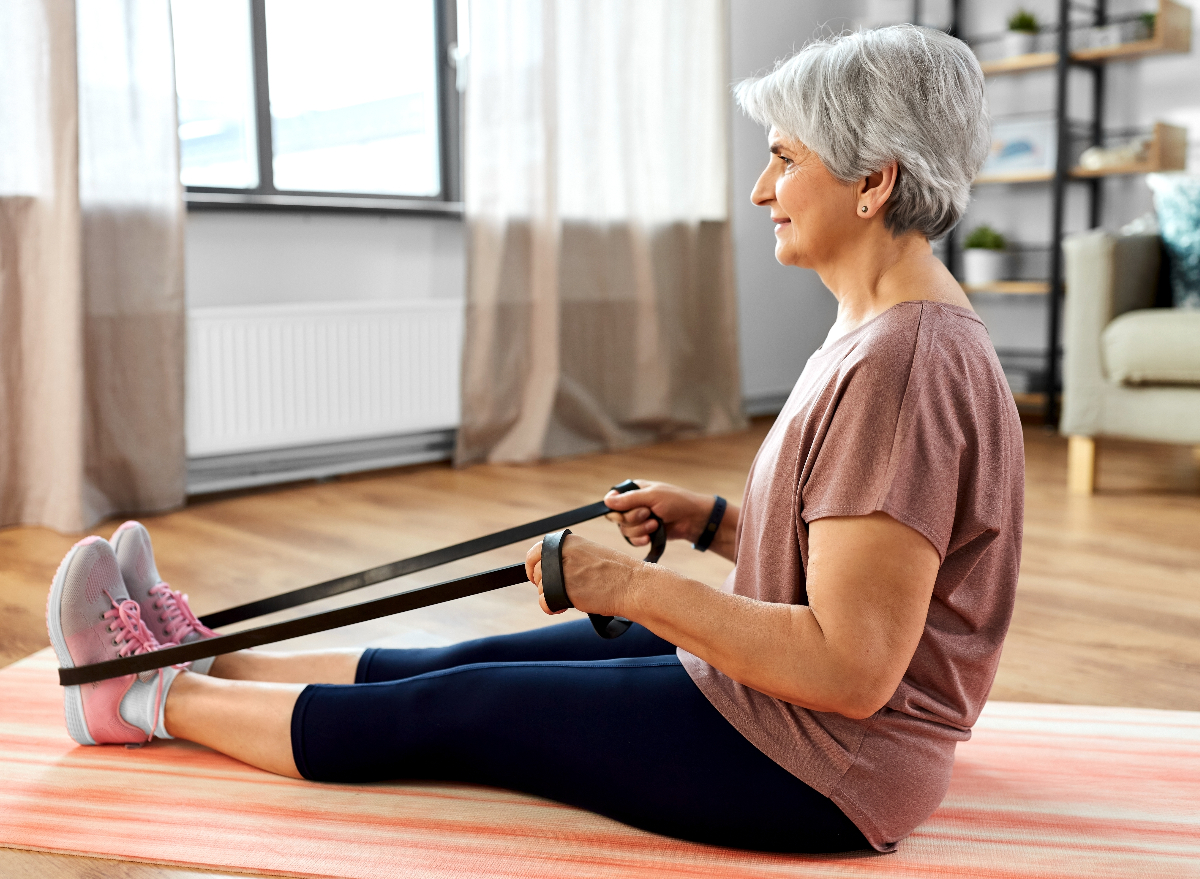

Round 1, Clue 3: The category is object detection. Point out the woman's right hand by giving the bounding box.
[603,481,721,548]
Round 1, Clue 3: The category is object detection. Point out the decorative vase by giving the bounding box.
[963,249,1007,286]
[1003,31,1037,57]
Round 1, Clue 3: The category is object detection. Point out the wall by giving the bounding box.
[728,0,862,412]
[184,210,464,309]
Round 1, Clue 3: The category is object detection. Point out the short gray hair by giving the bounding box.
[736,25,989,240]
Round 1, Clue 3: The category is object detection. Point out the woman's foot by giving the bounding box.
[111,521,216,672]
[46,536,180,745]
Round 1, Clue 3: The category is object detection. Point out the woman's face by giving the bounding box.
[751,129,859,269]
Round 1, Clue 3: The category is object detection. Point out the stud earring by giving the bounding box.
[860,205,868,213]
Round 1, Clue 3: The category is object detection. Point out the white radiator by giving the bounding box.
[186,300,463,460]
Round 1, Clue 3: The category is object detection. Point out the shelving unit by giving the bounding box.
[957,0,1192,423]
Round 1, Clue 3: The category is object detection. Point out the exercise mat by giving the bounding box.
[2,648,1198,878]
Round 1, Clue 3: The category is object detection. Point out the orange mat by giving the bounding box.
[2,648,1198,879]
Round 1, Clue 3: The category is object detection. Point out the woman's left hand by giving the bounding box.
[525,533,646,618]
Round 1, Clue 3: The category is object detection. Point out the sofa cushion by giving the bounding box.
[1102,308,1200,386]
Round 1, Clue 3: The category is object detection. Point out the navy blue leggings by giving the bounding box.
[291,620,867,852]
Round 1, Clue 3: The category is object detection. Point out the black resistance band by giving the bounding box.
[58,480,665,687]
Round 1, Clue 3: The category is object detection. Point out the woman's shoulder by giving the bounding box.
[827,300,1014,432]
[845,300,997,377]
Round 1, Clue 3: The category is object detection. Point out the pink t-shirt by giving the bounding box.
[679,300,1024,852]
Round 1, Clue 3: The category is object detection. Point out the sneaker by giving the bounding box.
[46,536,175,745]
[112,521,216,648]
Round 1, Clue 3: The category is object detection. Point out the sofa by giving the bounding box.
[1060,230,1200,494]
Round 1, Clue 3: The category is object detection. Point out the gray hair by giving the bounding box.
[735,25,989,240]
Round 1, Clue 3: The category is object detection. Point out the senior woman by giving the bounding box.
[47,26,1021,854]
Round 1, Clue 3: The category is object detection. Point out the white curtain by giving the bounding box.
[456,0,744,464]
[0,0,185,532]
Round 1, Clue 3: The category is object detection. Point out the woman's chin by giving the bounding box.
[773,242,804,268]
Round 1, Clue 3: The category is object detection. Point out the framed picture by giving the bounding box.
[980,116,1058,177]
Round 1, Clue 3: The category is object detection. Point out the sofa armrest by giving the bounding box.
[1060,231,1162,436]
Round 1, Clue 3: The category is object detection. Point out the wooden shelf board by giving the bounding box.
[1071,38,1164,62]
[975,170,1055,184]
[1071,162,1160,177]
[980,52,1059,75]
[981,43,1182,75]
[963,281,1052,295]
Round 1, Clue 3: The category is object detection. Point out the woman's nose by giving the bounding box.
[751,164,775,206]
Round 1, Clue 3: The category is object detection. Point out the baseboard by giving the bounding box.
[742,392,791,417]
[186,429,456,496]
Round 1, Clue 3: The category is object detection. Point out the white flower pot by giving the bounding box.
[1003,31,1037,57]
[963,249,1007,286]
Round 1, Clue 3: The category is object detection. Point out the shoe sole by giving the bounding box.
[46,541,99,746]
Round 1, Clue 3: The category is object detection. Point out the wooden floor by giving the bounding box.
[2,418,1198,878]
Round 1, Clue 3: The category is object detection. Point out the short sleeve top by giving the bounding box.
[678,300,1025,852]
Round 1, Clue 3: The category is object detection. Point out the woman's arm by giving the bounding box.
[526,511,939,720]
[602,481,741,563]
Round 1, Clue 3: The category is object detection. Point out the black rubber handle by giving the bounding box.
[540,479,667,640]
[540,528,573,613]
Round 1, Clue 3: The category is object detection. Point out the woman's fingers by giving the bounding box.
[604,508,657,546]
[606,481,717,544]
[526,539,565,615]
[602,482,653,513]
[604,507,653,528]
[525,541,543,586]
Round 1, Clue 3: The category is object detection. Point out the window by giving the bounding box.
[171,0,460,210]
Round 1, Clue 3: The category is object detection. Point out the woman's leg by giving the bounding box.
[209,649,363,685]
[165,672,303,778]
[290,655,869,853]
[166,619,675,779]
[206,619,672,685]
[355,619,675,682]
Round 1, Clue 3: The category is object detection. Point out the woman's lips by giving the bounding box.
[773,218,790,233]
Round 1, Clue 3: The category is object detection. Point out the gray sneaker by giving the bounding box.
[111,521,216,648]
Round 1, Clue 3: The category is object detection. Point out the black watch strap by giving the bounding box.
[693,495,727,552]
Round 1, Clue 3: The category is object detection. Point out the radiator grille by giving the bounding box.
[187,301,463,457]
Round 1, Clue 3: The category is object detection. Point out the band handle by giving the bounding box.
[541,479,666,639]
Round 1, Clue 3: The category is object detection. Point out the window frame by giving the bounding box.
[183,0,461,216]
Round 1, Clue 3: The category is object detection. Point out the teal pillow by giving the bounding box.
[1148,174,1200,309]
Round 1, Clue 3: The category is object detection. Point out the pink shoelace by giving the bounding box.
[102,590,166,743]
[103,590,163,657]
[148,582,216,645]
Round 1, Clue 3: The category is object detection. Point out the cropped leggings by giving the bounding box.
[291,619,868,852]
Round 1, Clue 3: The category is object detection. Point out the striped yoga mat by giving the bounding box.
[1,648,1197,879]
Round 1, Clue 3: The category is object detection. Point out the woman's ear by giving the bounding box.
[855,161,898,219]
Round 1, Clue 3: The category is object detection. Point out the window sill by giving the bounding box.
[185,190,464,217]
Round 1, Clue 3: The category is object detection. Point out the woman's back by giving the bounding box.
[680,300,1025,850]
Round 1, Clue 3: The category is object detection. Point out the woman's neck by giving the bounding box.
[816,228,971,348]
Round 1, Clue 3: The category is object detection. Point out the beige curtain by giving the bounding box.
[456,0,745,464]
[0,0,185,533]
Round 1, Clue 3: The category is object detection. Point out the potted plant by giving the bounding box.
[963,225,1008,286]
[1004,9,1040,57]
[1136,11,1156,40]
